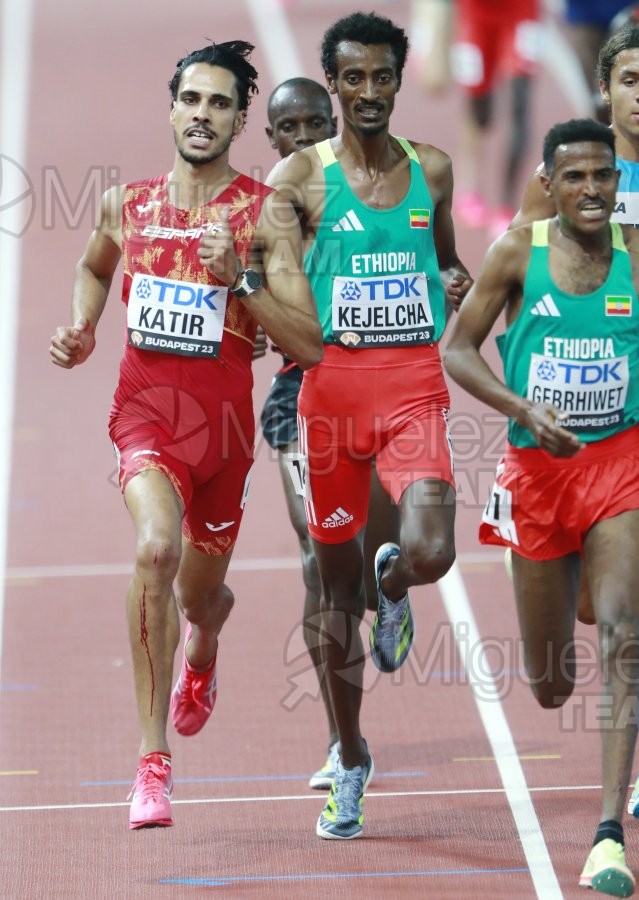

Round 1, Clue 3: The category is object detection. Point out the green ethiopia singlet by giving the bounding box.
[304,137,447,348]
[498,218,639,448]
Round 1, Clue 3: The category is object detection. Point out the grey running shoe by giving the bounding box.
[369,542,414,673]
[309,741,339,790]
[316,751,375,839]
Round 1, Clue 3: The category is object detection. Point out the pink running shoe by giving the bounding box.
[170,624,217,736]
[128,752,173,829]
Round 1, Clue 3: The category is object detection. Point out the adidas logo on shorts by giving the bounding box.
[322,507,354,528]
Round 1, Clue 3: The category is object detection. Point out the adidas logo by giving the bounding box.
[531,293,561,316]
[331,210,364,232]
[321,507,354,528]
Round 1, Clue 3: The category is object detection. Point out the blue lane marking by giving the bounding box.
[0,683,37,691]
[160,868,529,887]
[81,770,427,787]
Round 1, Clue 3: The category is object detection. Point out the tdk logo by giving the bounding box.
[136,277,220,309]
[340,281,362,302]
[348,276,421,301]
[136,278,152,300]
[539,360,624,385]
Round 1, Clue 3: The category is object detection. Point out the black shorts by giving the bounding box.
[260,363,303,450]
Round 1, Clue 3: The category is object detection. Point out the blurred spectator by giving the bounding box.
[562,1,637,122]
[411,0,543,238]
[410,0,454,93]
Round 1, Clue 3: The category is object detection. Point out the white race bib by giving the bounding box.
[528,352,629,433]
[331,272,434,347]
[127,272,228,358]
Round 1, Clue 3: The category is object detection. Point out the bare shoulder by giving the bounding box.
[483,222,533,276]
[267,144,323,193]
[407,139,451,176]
[102,184,125,216]
[492,222,533,252]
[267,144,326,223]
[258,187,298,231]
[97,184,125,241]
[401,139,452,207]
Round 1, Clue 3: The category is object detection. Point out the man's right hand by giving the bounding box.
[49,317,96,368]
[521,403,585,457]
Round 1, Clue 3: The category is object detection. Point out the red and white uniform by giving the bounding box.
[109,173,272,555]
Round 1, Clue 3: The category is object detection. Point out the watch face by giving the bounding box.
[244,269,262,290]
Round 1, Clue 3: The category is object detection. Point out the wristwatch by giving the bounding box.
[230,268,262,298]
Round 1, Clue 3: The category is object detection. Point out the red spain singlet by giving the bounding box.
[109,173,273,555]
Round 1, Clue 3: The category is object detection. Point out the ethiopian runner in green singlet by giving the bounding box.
[444,118,639,897]
[268,11,472,842]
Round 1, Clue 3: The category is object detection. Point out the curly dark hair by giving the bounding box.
[542,118,616,174]
[169,40,258,111]
[320,12,409,86]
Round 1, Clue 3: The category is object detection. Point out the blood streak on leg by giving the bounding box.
[139,585,155,715]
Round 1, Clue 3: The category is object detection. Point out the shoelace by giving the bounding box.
[333,764,365,818]
[128,763,169,802]
[183,666,215,712]
[379,594,407,632]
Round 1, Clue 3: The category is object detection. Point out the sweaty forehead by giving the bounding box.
[611,47,639,76]
[271,88,329,119]
[553,141,615,169]
[178,63,238,102]
[334,41,396,72]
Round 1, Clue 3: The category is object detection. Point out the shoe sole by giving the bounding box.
[129,818,173,830]
[315,757,375,839]
[590,869,635,897]
[316,822,364,839]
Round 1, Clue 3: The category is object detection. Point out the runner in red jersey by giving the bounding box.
[111,171,270,553]
[50,40,322,831]
[452,0,542,235]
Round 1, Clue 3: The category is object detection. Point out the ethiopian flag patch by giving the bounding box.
[605,295,632,316]
[409,208,430,229]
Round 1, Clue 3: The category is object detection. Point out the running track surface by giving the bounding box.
[0,2,628,898]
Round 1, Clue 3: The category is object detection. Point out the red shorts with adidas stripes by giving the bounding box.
[480,425,639,559]
[297,344,455,544]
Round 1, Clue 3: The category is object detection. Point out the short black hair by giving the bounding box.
[169,40,258,111]
[542,118,616,174]
[267,78,333,124]
[597,23,639,89]
[320,11,409,86]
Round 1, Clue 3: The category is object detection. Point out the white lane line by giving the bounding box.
[244,0,304,84]
[439,563,563,900]
[0,781,602,814]
[0,0,34,680]
[542,13,593,116]
[4,551,506,581]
